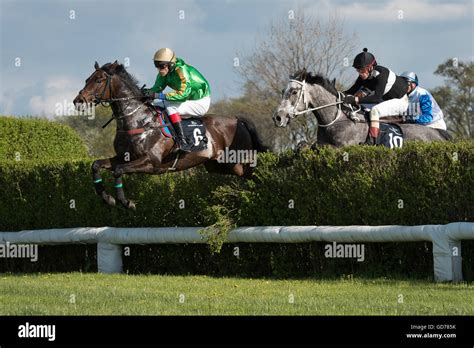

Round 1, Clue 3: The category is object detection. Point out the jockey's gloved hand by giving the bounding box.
[143,89,156,98]
[157,92,166,101]
[343,95,357,106]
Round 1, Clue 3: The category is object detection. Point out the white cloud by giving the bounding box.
[28,76,82,118]
[0,93,15,115]
[2,0,472,117]
[335,0,471,22]
[1,78,37,116]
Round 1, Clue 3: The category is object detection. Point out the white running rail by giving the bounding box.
[1,223,473,282]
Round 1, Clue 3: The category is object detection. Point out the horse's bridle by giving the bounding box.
[85,70,174,135]
[287,79,345,128]
[287,79,308,116]
[94,71,113,106]
[79,71,111,107]
[80,71,148,119]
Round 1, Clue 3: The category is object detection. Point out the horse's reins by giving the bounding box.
[93,73,148,117]
[95,74,182,168]
[86,72,172,133]
[288,79,345,128]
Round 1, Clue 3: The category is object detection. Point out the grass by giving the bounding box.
[0,273,472,315]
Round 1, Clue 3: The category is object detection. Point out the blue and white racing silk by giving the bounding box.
[406,86,444,126]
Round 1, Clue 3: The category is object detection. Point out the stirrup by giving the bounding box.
[175,137,192,152]
[349,113,363,122]
[348,104,362,122]
[364,135,376,145]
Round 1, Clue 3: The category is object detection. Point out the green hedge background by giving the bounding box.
[1,142,472,231]
[0,117,88,161]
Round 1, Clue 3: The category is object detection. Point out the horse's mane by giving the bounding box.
[102,62,143,96]
[292,70,338,97]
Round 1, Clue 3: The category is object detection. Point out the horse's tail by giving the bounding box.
[438,129,452,141]
[238,117,269,152]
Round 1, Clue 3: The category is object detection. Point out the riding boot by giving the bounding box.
[365,126,380,145]
[169,113,192,152]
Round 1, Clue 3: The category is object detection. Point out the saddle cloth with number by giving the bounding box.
[156,110,208,152]
[377,123,404,148]
[181,118,208,151]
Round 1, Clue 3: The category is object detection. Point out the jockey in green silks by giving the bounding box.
[144,48,211,152]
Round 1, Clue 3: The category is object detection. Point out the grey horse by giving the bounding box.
[273,69,450,147]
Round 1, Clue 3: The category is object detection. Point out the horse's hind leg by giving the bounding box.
[91,158,116,206]
[242,164,256,179]
[229,163,246,177]
[112,156,153,210]
[204,160,233,175]
[112,172,135,211]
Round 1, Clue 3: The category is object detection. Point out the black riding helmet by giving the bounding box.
[352,48,377,69]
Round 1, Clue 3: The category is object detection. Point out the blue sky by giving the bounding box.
[0,0,472,117]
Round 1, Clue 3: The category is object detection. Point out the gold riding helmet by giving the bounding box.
[153,48,177,70]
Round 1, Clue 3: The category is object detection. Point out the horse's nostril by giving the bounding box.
[275,116,281,122]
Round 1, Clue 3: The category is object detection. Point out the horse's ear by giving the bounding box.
[332,78,336,87]
[301,68,307,81]
[94,61,100,70]
[292,68,306,81]
[110,60,121,72]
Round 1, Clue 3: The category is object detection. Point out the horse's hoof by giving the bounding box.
[127,201,136,211]
[296,141,309,151]
[102,194,116,206]
[121,200,136,210]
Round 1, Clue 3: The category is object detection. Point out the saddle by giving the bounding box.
[345,107,405,148]
[373,123,405,148]
[347,107,405,125]
[154,106,208,152]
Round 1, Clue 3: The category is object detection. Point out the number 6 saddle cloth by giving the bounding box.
[156,110,208,152]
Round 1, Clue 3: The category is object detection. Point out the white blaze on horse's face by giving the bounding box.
[273,80,307,128]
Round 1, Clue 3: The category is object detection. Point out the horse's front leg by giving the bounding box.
[113,155,154,210]
[91,158,116,206]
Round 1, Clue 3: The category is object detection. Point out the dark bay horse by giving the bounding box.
[73,61,266,209]
[273,69,451,147]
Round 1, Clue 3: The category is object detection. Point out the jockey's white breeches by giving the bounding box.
[369,95,409,128]
[153,96,211,117]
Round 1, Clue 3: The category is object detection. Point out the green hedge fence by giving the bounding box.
[0,140,472,279]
